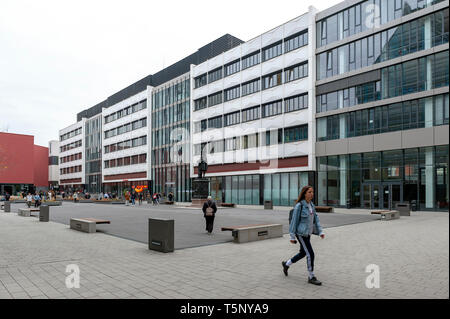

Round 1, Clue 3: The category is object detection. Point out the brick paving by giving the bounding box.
[0,207,448,299]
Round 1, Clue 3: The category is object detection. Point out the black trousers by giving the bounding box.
[204,215,215,233]
[291,235,315,275]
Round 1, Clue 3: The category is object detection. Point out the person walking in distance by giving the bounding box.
[202,196,217,235]
[282,186,325,286]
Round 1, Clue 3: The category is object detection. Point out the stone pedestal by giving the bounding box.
[191,178,209,207]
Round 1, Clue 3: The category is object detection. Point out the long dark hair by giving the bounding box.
[296,186,313,204]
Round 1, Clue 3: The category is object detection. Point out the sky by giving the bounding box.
[0,0,342,147]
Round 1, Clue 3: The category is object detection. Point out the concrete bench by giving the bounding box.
[221,223,283,243]
[315,206,334,213]
[18,208,40,217]
[221,203,235,208]
[371,210,400,220]
[70,218,110,233]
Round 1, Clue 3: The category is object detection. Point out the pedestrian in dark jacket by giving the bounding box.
[202,196,217,235]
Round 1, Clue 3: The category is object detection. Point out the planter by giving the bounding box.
[42,201,62,206]
[94,200,125,205]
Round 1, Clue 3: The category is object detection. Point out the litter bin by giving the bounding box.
[39,205,49,222]
[148,218,174,253]
[3,201,11,212]
[264,200,273,210]
[410,200,418,212]
[395,203,410,216]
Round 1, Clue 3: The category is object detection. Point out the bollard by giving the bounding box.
[4,201,11,212]
[39,205,49,222]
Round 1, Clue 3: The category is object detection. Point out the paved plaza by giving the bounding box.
[0,204,448,299]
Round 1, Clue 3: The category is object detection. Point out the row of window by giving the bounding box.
[316,0,445,48]
[194,124,309,155]
[194,93,308,133]
[60,152,82,164]
[60,127,82,142]
[317,9,449,80]
[104,136,147,154]
[104,100,147,124]
[317,94,449,141]
[152,101,190,130]
[60,165,82,175]
[104,117,147,139]
[317,51,449,113]
[194,30,308,88]
[152,78,190,110]
[152,122,190,148]
[104,153,147,168]
[60,140,82,153]
[194,62,308,111]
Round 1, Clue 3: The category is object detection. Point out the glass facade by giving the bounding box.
[318,94,449,141]
[317,146,449,211]
[316,0,445,48]
[210,172,312,206]
[151,76,191,202]
[85,115,102,193]
[317,9,448,80]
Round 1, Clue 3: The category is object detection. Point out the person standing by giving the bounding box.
[26,193,33,208]
[131,192,136,206]
[138,193,143,205]
[34,193,41,207]
[124,191,130,206]
[202,196,217,235]
[281,186,325,286]
[5,192,10,201]
[73,192,78,203]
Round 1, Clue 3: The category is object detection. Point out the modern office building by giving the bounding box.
[0,132,48,195]
[58,120,85,192]
[314,0,449,210]
[191,7,318,206]
[57,34,243,198]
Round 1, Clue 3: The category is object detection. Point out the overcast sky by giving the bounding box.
[0,0,341,147]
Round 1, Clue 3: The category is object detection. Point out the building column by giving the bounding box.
[340,156,347,206]
[425,148,435,209]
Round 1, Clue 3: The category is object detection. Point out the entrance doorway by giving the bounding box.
[362,182,402,210]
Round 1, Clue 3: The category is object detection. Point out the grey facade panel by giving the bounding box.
[373,131,402,152]
[315,141,327,157]
[316,69,381,95]
[347,135,374,154]
[402,127,435,149]
[434,125,450,146]
[324,139,349,156]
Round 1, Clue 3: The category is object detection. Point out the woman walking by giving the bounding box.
[282,186,325,286]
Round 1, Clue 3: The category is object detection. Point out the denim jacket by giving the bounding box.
[289,200,323,239]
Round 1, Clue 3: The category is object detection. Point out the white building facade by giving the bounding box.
[190,6,318,205]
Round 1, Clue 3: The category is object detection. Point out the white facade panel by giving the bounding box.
[261,25,283,48]
[241,37,261,56]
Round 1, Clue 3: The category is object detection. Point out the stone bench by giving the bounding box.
[221,203,235,208]
[70,218,110,233]
[371,210,400,220]
[315,206,334,213]
[18,208,40,217]
[221,223,283,243]
[41,201,62,206]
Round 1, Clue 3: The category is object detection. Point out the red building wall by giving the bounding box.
[0,132,48,186]
[33,145,49,187]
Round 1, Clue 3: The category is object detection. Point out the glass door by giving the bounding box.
[362,184,371,208]
[373,185,381,209]
[382,185,390,210]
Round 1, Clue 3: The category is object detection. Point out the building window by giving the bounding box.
[242,51,260,70]
[263,71,282,89]
[224,86,240,102]
[262,100,283,118]
[208,116,223,130]
[225,136,240,151]
[284,125,308,143]
[262,41,282,62]
[284,30,308,53]
[242,106,260,123]
[285,93,308,113]
[285,62,308,83]
[195,74,207,88]
[208,92,223,107]
[224,111,240,127]
[242,133,258,149]
[194,97,207,111]
[225,59,240,77]
[208,68,223,83]
[241,78,260,96]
